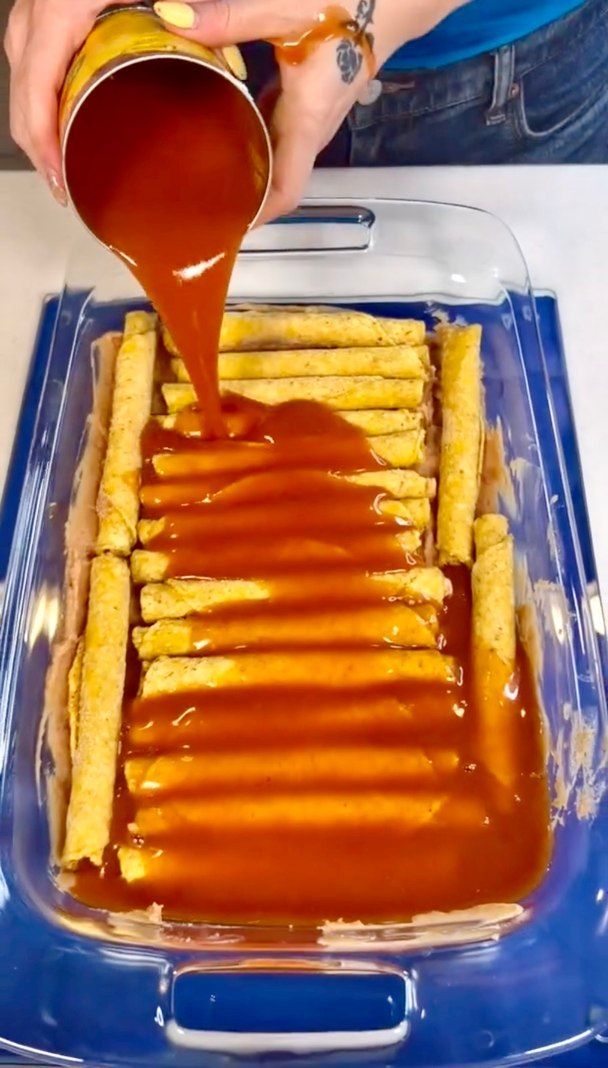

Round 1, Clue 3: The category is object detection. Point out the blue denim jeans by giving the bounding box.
[244,0,608,164]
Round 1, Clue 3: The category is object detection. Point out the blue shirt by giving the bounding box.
[384,0,586,69]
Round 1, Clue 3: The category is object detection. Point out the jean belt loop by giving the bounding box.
[485,44,516,125]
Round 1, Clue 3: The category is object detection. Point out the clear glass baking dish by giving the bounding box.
[0,198,606,1066]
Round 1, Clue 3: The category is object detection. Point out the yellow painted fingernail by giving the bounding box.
[222,46,247,81]
[154,2,196,29]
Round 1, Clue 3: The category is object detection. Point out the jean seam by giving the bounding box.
[350,90,486,130]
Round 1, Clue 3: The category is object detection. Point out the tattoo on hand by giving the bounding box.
[336,38,363,84]
[336,0,376,85]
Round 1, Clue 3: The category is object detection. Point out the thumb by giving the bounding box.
[153,1,315,46]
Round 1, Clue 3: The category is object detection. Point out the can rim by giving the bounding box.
[95,3,154,22]
[62,51,272,236]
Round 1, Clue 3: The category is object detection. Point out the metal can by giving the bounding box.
[59,3,272,231]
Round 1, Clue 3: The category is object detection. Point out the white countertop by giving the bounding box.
[1,166,607,619]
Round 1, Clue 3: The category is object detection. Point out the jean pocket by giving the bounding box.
[514,0,608,140]
[514,71,607,140]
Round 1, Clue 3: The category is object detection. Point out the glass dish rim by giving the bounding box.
[0,195,606,956]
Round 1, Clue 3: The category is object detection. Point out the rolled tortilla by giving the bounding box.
[126,685,457,753]
[118,846,148,882]
[96,312,156,555]
[140,469,433,511]
[118,842,463,908]
[132,602,438,658]
[436,324,483,566]
[472,514,515,662]
[131,529,422,583]
[161,377,424,412]
[369,431,425,467]
[340,409,423,434]
[136,497,431,547]
[125,745,458,798]
[346,470,435,498]
[141,650,457,695]
[67,639,84,762]
[124,791,481,842]
[151,430,424,479]
[141,577,270,621]
[157,408,424,437]
[140,566,451,622]
[387,566,450,604]
[126,687,460,752]
[162,305,426,355]
[124,309,157,338]
[472,514,517,795]
[171,346,429,383]
[63,555,130,867]
[379,498,431,529]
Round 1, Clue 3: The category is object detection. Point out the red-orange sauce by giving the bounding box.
[65,45,550,925]
[271,5,376,76]
[74,396,551,923]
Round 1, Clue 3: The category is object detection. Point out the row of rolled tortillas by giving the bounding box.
[62,305,515,873]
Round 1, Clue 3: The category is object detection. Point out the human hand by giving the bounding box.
[153,0,466,222]
[3,0,135,203]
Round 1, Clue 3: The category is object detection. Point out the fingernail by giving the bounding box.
[154,2,196,28]
[48,172,67,207]
[222,45,247,81]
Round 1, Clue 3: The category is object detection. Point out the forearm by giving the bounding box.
[371,0,470,68]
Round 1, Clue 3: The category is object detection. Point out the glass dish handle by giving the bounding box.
[166,964,413,1056]
[242,203,376,254]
